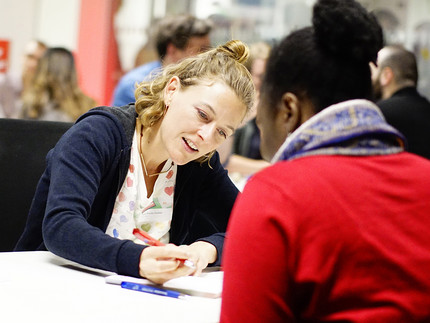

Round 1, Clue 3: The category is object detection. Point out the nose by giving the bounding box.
[197,123,217,143]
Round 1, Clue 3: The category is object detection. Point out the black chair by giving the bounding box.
[0,118,73,251]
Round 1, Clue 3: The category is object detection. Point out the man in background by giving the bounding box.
[0,40,47,118]
[112,14,212,106]
[371,45,430,159]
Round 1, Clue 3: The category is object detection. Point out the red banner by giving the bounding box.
[0,40,10,73]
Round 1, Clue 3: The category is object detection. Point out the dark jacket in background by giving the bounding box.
[232,117,262,160]
[377,87,430,159]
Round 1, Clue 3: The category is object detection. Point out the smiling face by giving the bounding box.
[160,77,246,165]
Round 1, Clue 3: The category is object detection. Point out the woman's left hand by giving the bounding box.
[179,241,217,276]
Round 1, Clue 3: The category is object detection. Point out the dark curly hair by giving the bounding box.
[261,0,383,114]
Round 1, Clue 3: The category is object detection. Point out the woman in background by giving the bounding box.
[21,47,96,121]
[0,39,47,118]
[221,0,430,321]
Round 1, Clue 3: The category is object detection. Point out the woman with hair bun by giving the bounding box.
[16,40,255,284]
[222,0,430,321]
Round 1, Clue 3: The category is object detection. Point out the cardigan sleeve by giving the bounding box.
[41,114,145,277]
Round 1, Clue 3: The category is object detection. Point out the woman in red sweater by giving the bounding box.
[221,0,430,322]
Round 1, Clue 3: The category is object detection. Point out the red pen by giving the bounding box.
[132,228,195,268]
[133,228,165,246]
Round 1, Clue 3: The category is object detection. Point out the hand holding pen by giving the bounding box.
[133,229,195,268]
[134,228,197,285]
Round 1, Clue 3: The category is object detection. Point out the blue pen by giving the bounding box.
[121,281,188,299]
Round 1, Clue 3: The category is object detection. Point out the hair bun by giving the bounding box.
[218,40,249,64]
[312,0,383,64]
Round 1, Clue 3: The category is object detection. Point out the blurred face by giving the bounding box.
[22,41,46,77]
[176,35,211,62]
[161,78,246,165]
[256,94,289,161]
[370,61,382,101]
[251,58,266,93]
[371,48,392,101]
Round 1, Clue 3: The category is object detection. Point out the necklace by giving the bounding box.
[139,150,173,177]
[138,124,173,178]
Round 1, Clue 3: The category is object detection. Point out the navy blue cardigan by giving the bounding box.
[15,105,239,277]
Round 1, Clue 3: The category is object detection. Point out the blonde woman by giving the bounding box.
[21,47,95,121]
[16,40,255,284]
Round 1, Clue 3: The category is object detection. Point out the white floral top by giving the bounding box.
[105,129,177,245]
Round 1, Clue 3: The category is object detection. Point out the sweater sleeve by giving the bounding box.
[41,114,145,277]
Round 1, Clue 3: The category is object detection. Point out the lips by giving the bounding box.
[183,137,198,152]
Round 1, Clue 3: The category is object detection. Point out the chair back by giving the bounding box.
[0,118,73,251]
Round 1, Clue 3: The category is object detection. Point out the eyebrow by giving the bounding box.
[199,102,236,133]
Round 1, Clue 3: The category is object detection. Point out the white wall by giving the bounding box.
[35,0,80,49]
[405,0,430,48]
[0,0,40,74]
[114,0,154,72]
[0,0,80,75]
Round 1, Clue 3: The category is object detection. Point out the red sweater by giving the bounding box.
[221,153,430,322]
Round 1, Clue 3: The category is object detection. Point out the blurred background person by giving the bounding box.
[20,47,96,122]
[0,39,47,118]
[112,14,212,106]
[243,41,271,100]
[220,41,271,188]
[371,45,430,159]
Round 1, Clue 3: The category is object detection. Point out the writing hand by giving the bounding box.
[178,241,217,276]
[139,244,195,284]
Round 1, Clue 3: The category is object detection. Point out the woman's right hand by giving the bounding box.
[139,244,195,284]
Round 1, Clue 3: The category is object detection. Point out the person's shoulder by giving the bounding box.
[113,61,162,105]
[120,60,162,84]
[245,160,296,188]
[249,156,337,187]
[376,96,400,113]
[377,87,430,113]
[77,105,136,140]
[397,151,430,167]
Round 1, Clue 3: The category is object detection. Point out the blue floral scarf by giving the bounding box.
[272,99,406,163]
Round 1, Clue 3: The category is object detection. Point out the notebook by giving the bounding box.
[105,270,223,298]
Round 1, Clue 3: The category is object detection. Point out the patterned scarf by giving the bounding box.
[272,99,406,163]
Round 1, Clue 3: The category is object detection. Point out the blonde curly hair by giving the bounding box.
[134,39,255,163]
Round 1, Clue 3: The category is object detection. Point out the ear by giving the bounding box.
[164,76,180,105]
[278,92,301,134]
[380,66,394,87]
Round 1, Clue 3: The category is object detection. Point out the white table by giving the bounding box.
[0,251,221,323]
